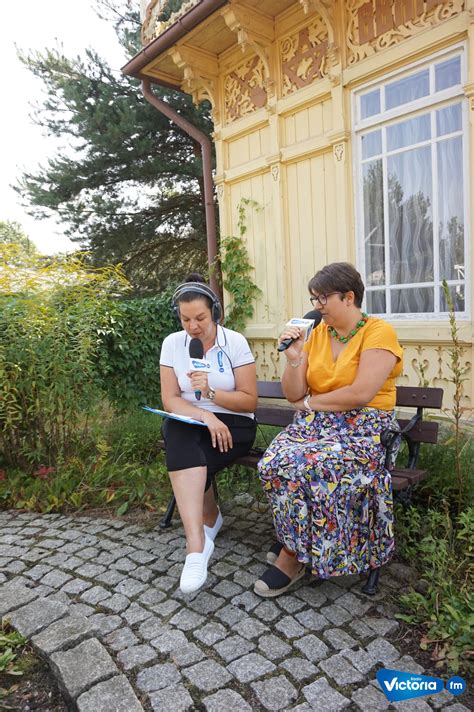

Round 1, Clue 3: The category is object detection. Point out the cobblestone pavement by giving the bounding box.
[0,500,469,711]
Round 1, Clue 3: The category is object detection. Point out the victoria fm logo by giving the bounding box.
[376,669,444,703]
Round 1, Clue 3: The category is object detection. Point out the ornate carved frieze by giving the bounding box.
[299,1,337,45]
[280,17,329,96]
[346,0,465,64]
[399,341,472,411]
[224,55,268,123]
[142,0,199,45]
[248,339,281,381]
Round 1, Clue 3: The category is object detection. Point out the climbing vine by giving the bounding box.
[218,198,262,332]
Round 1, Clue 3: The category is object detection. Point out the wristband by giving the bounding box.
[303,394,313,412]
[287,357,303,369]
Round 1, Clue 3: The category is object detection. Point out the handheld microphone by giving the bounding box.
[277,310,322,352]
[189,338,210,400]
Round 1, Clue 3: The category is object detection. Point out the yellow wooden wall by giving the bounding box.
[208,1,473,412]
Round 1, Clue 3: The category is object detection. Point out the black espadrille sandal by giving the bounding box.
[254,564,305,598]
[266,541,284,564]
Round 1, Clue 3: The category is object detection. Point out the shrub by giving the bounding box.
[96,289,176,410]
[0,248,126,469]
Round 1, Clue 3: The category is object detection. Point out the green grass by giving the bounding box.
[0,623,26,676]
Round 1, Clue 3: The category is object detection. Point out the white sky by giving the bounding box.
[0,1,128,254]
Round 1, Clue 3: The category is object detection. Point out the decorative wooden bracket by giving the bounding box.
[169,46,220,120]
[222,3,275,97]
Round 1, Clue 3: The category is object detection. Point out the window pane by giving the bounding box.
[363,160,385,286]
[360,89,381,119]
[440,284,465,313]
[385,70,429,110]
[438,136,464,282]
[392,287,434,313]
[435,56,461,92]
[361,129,382,159]
[387,114,431,151]
[388,146,433,285]
[366,290,386,314]
[436,103,462,136]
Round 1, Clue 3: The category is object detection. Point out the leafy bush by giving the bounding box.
[0,248,126,469]
[96,289,176,410]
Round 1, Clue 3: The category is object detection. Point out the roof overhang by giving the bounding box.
[122,0,300,91]
[122,0,228,85]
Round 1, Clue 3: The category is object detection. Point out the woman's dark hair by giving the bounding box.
[177,273,212,310]
[308,262,365,308]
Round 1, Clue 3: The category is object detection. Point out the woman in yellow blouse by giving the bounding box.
[255,262,403,597]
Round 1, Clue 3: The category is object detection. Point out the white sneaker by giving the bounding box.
[180,533,214,594]
[203,509,223,541]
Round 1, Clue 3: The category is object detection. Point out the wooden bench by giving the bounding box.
[158,380,443,593]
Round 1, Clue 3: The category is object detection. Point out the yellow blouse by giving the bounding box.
[303,317,404,411]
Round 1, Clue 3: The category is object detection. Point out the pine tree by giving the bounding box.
[16,0,214,293]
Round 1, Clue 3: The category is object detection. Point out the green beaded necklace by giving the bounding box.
[328,312,369,344]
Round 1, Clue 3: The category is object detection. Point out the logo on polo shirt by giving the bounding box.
[217,351,225,372]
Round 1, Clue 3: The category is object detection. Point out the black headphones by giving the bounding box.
[171,282,223,324]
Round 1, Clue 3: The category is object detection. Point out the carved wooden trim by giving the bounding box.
[169,46,219,117]
[401,341,472,411]
[280,17,329,96]
[346,0,465,64]
[222,4,275,101]
[333,142,345,162]
[142,0,199,45]
[299,0,337,46]
[249,339,281,381]
[224,55,268,123]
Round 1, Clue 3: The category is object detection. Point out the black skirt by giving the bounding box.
[161,412,256,480]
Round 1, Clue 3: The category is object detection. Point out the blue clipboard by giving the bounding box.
[142,406,206,426]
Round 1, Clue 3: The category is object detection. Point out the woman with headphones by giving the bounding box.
[160,274,257,594]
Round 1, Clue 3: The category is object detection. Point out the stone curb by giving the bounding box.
[1,581,143,709]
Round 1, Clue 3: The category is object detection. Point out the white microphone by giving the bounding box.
[277,310,322,352]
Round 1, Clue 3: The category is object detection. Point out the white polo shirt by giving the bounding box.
[159,325,255,418]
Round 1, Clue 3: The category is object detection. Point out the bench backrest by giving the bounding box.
[255,381,444,445]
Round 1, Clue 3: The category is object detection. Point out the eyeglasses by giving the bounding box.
[310,292,342,307]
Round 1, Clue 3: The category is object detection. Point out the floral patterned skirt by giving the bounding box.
[257,408,396,578]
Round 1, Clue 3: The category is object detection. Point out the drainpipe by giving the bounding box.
[141,78,220,298]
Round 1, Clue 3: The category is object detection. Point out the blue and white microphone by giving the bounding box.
[189,338,211,400]
[277,310,322,352]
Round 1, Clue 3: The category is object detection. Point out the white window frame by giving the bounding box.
[352,44,470,320]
